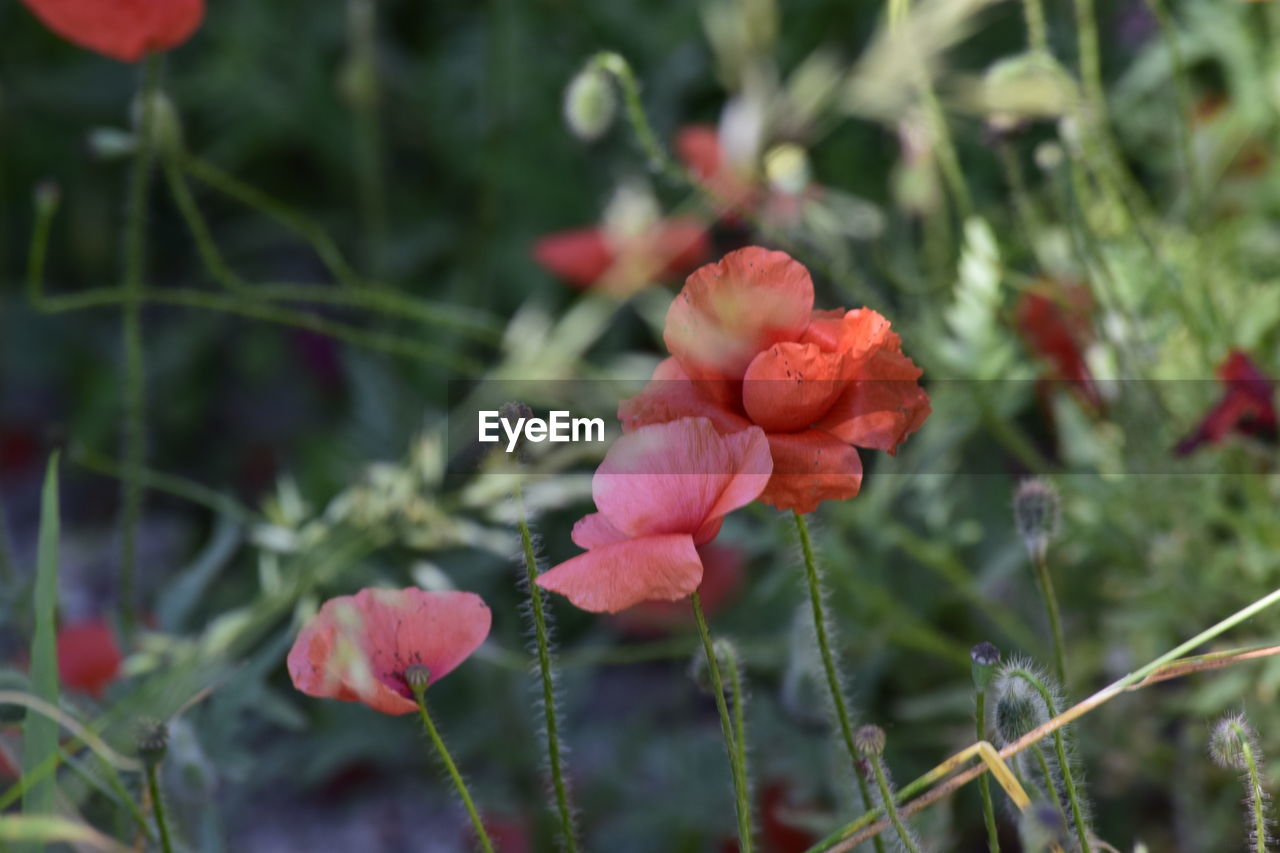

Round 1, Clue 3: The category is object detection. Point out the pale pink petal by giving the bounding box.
[536,534,703,613]
[571,513,628,548]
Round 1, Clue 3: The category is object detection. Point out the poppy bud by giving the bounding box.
[1019,800,1068,852]
[33,180,61,217]
[563,63,616,142]
[130,91,183,154]
[853,724,886,757]
[405,663,432,696]
[981,52,1076,131]
[689,637,739,696]
[86,128,137,162]
[1033,142,1064,172]
[1013,478,1060,562]
[135,717,168,766]
[970,641,1000,691]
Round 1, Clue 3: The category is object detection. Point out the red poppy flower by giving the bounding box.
[54,620,122,698]
[1175,350,1277,455]
[719,781,817,853]
[287,588,491,715]
[608,543,744,636]
[19,0,204,63]
[619,248,930,513]
[1015,282,1101,410]
[533,219,710,296]
[536,418,771,613]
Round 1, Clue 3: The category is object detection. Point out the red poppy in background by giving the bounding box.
[677,125,760,219]
[536,418,771,613]
[609,543,744,636]
[1175,350,1277,455]
[287,588,491,715]
[620,248,930,513]
[719,781,817,853]
[533,219,710,296]
[56,620,122,698]
[1015,282,1102,410]
[19,0,204,62]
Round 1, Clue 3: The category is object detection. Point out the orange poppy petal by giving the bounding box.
[758,430,863,514]
[618,360,750,435]
[816,349,930,453]
[20,0,203,62]
[665,247,814,383]
[57,621,122,699]
[742,342,849,432]
[536,534,704,613]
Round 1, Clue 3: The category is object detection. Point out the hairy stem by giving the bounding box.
[869,754,920,853]
[975,688,1000,852]
[1032,550,1068,686]
[691,591,754,853]
[412,691,495,853]
[144,762,174,853]
[793,510,884,853]
[515,487,579,852]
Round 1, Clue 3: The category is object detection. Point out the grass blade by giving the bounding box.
[21,452,61,828]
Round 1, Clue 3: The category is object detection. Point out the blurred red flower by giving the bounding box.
[719,781,817,853]
[533,219,710,296]
[609,543,744,636]
[536,418,771,613]
[19,0,204,62]
[1015,282,1102,410]
[620,247,930,513]
[287,588,491,715]
[1175,350,1277,455]
[57,620,122,698]
[677,125,760,220]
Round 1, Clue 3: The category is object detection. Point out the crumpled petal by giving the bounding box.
[20,0,204,62]
[816,347,931,453]
[743,342,849,432]
[664,247,814,383]
[536,534,704,613]
[287,588,491,716]
[619,358,753,435]
[758,430,863,513]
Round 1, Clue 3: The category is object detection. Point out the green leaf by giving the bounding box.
[21,453,61,828]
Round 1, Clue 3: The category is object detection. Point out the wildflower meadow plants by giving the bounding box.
[5,0,1280,851]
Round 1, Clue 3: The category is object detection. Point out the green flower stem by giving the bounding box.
[1006,669,1090,852]
[144,761,175,853]
[868,754,920,853]
[411,689,495,853]
[1022,0,1049,55]
[119,55,162,640]
[592,52,677,177]
[1240,737,1267,853]
[1031,549,1068,686]
[720,640,749,793]
[346,0,388,274]
[792,510,884,853]
[1143,0,1200,214]
[691,591,754,853]
[974,688,1000,853]
[514,487,579,852]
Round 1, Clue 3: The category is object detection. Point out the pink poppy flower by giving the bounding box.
[1175,350,1277,455]
[620,247,930,513]
[536,418,771,613]
[287,588,491,716]
[19,0,204,63]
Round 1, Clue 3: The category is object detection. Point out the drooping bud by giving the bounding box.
[854,724,886,757]
[135,717,169,766]
[689,637,739,696]
[563,62,616,142]
[981,52,1076,133]
[1018,800,1069,852]
[970,641,1001,692]
[1210,712,1261,772]
[1013,478,1060,561]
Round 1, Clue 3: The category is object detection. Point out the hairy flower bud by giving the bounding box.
[1013,478,1060,561]
[854,724,886,757]
[130,90,183,154]
[404,663,432,695]
[563,63,616,142]
[971,641,1001,691]
[1019,800,1069,852]
[689,637,739,696]
[135,717,169,766]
